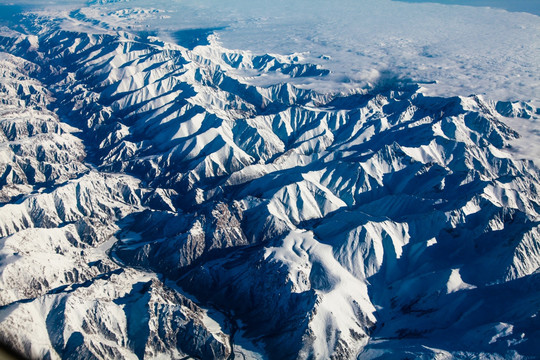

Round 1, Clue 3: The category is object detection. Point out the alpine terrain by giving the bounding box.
[0,2,539,360]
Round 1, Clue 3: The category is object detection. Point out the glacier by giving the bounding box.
[0,1,539,360]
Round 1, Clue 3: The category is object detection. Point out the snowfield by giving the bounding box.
[0,1,539,359]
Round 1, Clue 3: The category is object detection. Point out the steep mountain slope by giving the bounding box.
[0,9,539,360]
[0,48,232,360]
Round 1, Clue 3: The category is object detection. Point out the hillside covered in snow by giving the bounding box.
[0,1,539,359]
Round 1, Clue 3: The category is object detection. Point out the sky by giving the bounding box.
[396,0,540,16]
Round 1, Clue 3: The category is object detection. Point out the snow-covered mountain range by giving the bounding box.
[0,3,539,360]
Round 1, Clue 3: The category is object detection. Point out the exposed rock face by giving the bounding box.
[0,8,539,360]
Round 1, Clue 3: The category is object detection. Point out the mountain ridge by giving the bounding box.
[0,14,539,359]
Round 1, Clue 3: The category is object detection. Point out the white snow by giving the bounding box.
[7,0,539,163]
[231,320,267,360]
[488,323,514,345]
[10,0,538,102]
[1,1,539,359]
[265,230,376,358]
[446,268,476,294]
